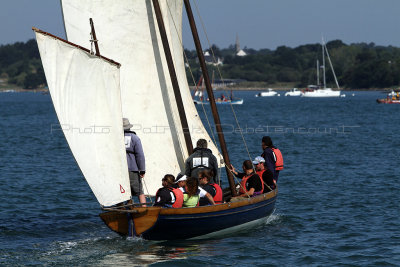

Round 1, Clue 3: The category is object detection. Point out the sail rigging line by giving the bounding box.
[152,0,194,155]
[323,39,340,90]
[141,178,152,204]
[164,1,220,148]
[191,0,254,165]
[184,0,237,196]
[164,1,223,185]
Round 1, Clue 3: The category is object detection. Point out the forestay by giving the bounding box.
[60,0,222,195]
[35,31,131,206]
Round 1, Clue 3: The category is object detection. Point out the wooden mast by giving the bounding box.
[89,18,100,56]
[152,0,193,155]
[183,0,237,196]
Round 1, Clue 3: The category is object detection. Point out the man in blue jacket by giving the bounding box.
[261,136,276,182]
[123,118,146,206]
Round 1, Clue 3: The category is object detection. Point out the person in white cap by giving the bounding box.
[123,118,146,206]
[253,156,275,192]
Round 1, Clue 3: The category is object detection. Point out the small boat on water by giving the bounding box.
[302,38,342,98]
[193,76,243,105]
[35,0,276,240]
[255,88,279,97]
[284,88,302,96]
[194,98,244,105]
[302,86,341,97]
[377,91,400,104]
[376,99,400,104]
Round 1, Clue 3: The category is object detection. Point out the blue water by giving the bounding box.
[1,91,399,266]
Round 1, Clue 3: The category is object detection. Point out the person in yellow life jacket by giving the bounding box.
[182,177,201,207]
[153,174,183,208]
[253,156,275,192]
[231,160,263,198]
[198,170,223,205]
[176,174,215,206]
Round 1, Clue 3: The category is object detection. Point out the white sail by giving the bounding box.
[60,0,222,195]
[35,31,131,206]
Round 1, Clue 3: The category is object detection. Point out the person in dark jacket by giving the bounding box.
[261,136,276,182]
[124,118,146,206]
[184,139,218,182]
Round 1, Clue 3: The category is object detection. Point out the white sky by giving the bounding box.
[1,0,399,49]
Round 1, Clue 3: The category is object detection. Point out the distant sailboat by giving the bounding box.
[303,39,342,98]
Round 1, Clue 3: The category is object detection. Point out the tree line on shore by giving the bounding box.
[1,39,400,89]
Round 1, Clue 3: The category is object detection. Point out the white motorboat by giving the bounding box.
[255,88,279,97]
[285,88,303,96]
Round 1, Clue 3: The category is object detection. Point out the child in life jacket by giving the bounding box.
[153,174,183,208]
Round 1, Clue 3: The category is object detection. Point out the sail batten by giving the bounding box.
[35,31,131,206]
[60,0,222,196]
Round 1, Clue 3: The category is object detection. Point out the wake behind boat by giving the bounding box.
[35,0,276,240]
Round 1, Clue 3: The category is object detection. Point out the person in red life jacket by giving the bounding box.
[253,156,275,192]
[261,136,284,182]
[230,160,263,197]
[260,136,284,182]
[198,170,223,206]
[153,174,183,208]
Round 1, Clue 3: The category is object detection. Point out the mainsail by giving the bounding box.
[35,30,131,206]
[60,0,222,195]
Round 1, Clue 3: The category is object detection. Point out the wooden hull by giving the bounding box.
[376,99,400,104]
[100,190,277,240]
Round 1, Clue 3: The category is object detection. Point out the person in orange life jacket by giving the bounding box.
[123,118,146,206]
[230,160,263,197]
[198,170,223,206]
[184,139,218,183]
[176,174,215,206]
[153,175,183,208]
[253,156,275,192]
[261,136,284,182]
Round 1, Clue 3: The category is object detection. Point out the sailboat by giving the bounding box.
[302,39,342,98]
[34,0,276,240]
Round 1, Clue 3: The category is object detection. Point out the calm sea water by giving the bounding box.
[0,91,399,266]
